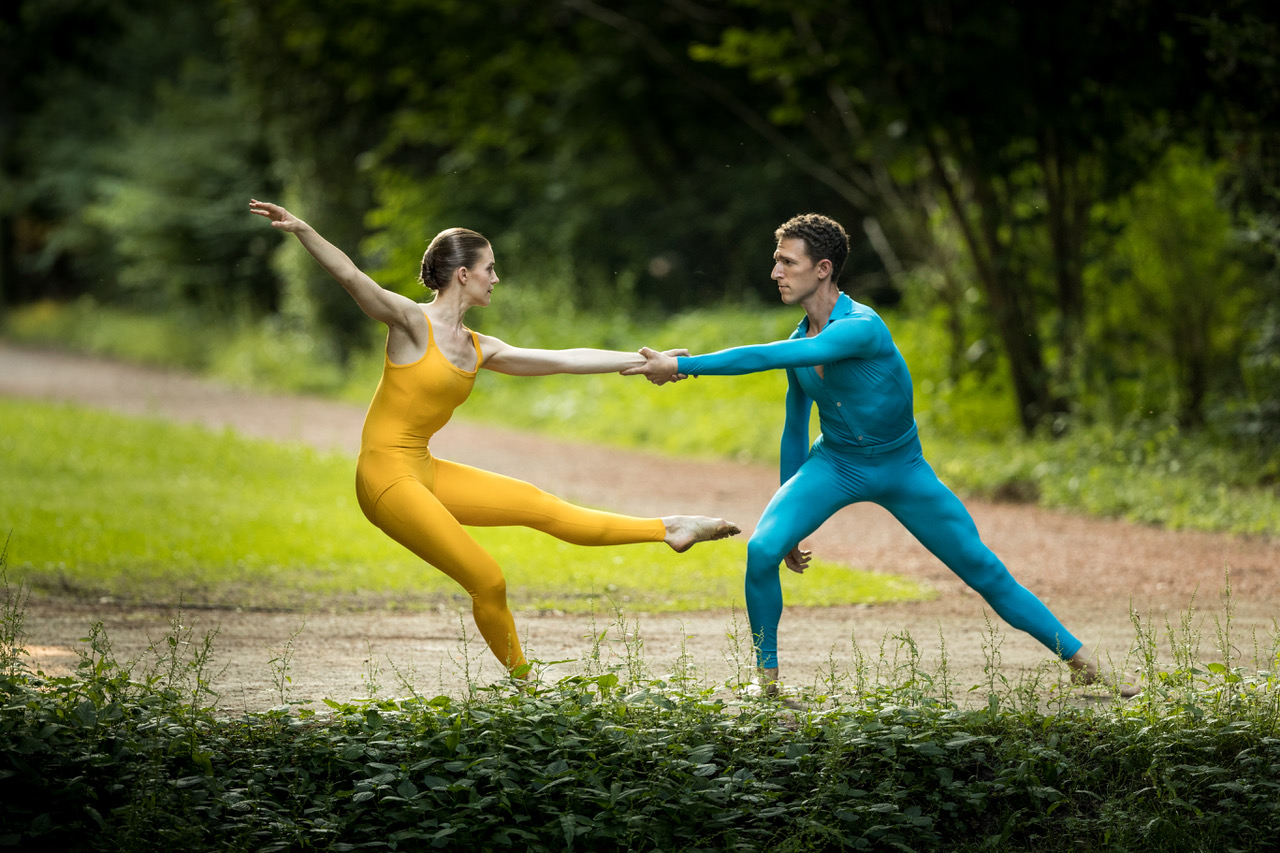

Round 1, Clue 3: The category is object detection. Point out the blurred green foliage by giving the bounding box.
[4,297,224,369]
[1087,148,1253,426]
[84,60,277,315]
[2,1,1279,463]
[1,0,278,312]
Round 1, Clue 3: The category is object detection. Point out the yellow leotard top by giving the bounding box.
[355,313,484,511]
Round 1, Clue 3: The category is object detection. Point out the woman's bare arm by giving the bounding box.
[249,199,422,330]
[478,335,644,376]
[479,335,690,381]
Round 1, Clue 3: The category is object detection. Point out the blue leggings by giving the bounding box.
[746,436,1083,669]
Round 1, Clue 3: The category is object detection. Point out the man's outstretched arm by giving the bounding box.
[666,319,880,378]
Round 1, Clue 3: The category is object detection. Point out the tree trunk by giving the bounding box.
[1040,132,1092,405]
[924,133,1057,434]
[1172,302,1209,427]
[984,264,1057,433]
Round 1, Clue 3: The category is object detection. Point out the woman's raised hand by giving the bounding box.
[248,199,307,232]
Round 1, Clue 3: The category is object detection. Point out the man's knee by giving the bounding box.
[746,534,787,578]
[961,559,1018,601]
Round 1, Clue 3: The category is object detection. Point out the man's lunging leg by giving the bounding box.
[745,457,851,675]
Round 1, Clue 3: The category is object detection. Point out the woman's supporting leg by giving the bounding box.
[369,478,527,673]
[363,459,734,673]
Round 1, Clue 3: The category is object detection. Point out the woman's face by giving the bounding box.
[462,244,498,306]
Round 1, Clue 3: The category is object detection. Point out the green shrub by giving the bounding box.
[2,562,1279,853]
[3,298,222,370]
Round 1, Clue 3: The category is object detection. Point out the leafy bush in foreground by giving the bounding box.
[3,545,1279,852]
[4,663,1280,851]
[3,600,1279,852]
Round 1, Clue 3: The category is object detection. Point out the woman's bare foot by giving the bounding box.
[1068,651,1142,698]
[662,516,740,552]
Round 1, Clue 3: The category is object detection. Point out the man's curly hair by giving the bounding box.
[774,213,850,284]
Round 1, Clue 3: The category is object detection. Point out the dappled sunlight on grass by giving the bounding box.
[496,536,928,613]
[0,399,927,610]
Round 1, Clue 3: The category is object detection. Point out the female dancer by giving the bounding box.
[249,200,738,675]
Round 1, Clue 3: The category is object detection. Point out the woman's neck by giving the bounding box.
[424,291,472,333]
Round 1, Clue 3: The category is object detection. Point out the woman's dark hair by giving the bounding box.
[419,227,491,291]
[774,213,849,283]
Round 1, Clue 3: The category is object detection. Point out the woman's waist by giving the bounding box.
[356,444,435,490]
[358,442,434,462]
[359,415,443,450]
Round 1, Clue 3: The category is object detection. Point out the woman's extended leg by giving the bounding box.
[367,477,527,673]
[431,459,735,548]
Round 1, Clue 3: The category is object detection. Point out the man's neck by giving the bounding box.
[800,283,841,335]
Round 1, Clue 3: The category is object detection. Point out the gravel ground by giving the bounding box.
[3,341,1277,710]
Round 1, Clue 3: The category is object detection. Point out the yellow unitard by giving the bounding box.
[354,313,666,673]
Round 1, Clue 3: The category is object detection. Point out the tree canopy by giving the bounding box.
[3,0,1278,437]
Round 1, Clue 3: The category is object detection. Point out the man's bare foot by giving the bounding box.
[662,516,740,553]
[757,666,783,697]
[744,666,805,709]
[1068,651,1141,698]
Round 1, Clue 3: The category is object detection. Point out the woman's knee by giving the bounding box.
[469,572,509,608]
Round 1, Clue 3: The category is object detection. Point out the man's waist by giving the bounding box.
[815,422,918,456]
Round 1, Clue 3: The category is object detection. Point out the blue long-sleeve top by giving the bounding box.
[677,293,917,485]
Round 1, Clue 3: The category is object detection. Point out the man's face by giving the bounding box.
[771,238,827,305]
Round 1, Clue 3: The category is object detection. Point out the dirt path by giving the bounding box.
[3,341,1277,709]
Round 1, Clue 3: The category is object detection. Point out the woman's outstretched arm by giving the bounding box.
[249,199,421,330]
[478,336,641,376]
[479,335,686,378]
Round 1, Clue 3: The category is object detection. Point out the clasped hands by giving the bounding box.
[621,346,692,385]
[620,349,818,572]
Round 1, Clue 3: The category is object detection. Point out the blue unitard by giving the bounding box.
[677,293,1083,669]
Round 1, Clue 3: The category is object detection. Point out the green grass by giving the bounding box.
[2,297,225,372]
[0,398,927,611]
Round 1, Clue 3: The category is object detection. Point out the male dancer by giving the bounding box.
[626,213,1134,697]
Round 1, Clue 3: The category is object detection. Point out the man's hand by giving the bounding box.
[783,546,812,574]
[249,199,308,233]
[622,346,689,385]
